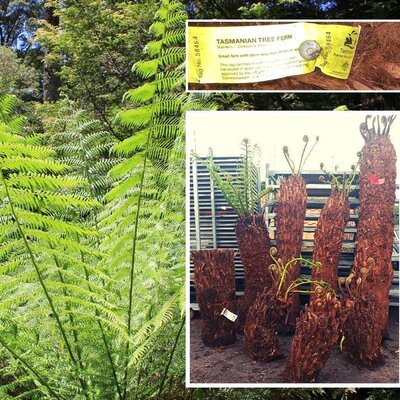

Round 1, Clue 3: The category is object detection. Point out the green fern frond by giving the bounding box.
[16,210,99,237]
[154,72,185,92]
[145,30,185,57]
[22,229,104,258]
[123,84,156,105]
[108,154,144,180]
[0,95,27,135]
[132,59,159,79]
[0,1,216,397]
[145,40,163,56]
[0,143,54,159]
[113,130,149,155]
[7,173,86,192]
[104,174,141,203]
[163,29,186,46]
[149,21,165,38]
[1,157,70,174]
[0,95,19,119]
[5,188,99,216]
[128,289,181,367]
[31,246,112,284]
[45,281,118,312]
[195,139,264,218]
[158,47,186,68]
[116,107,153,128]
[47,103,119,200]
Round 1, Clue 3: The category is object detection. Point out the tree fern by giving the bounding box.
[1,1,217,398]
[99,1,214,398]
[0,95,119,399]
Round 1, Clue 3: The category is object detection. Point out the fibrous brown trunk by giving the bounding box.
[191,249,237,347]
[345,116,396,366]
[244,289,290,361]
[275,174,307,331]
[343,297,384,367]
[284,286,353,382]
[342,261,384,367]
[235,214,273,331]
[311,188,350,296]
[351,123,396,336]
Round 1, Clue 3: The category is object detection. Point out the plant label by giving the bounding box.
[187,22,361,83]
[221,308,238,322]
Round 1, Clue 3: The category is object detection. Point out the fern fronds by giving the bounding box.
[47,103,120,201]
[195,138,267,218]
[0,96,110,398]
[97,2,197,398]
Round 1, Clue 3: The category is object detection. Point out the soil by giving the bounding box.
[188,22,400,91]
[189,309,399,384]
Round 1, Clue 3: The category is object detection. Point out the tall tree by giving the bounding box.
[35,0,158,137]
[0,45,40,99]
[42,1,60,102]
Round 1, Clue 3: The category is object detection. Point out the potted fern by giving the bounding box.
[197,138,273,332]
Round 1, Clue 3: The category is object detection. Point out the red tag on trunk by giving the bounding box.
[368,175,385,185]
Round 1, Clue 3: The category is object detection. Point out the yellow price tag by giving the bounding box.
[187,22,360,84]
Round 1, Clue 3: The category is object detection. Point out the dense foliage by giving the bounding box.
[0,1,190,398]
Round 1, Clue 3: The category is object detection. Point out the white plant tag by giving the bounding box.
[221,308,238,322]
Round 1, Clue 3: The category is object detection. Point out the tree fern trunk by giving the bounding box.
[284,287,352,382]
[244,289,289,361]
[343,293,384,367]
[191,249,237,347]
[311,188,350,296]
[352,133,396,335]
[235,214,273,332]
[276,174,307,331]
[345,126,397,365]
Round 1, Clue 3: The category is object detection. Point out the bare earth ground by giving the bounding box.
[189,312,399,384]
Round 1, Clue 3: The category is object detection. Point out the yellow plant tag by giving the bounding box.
[187,23,360,84]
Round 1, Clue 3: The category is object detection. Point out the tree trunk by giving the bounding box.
[43,64,61,103]
[352,129,396,335]
[342,261,385,367]
[275,174,307,331]
[311,188,350,296]
[285,286,352,382]
[43,3,60,103]
[235,214,273,332]
[343,296,384,367]
[244,289,290,361]
[345,117,396,365]
[191,249,237,347]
